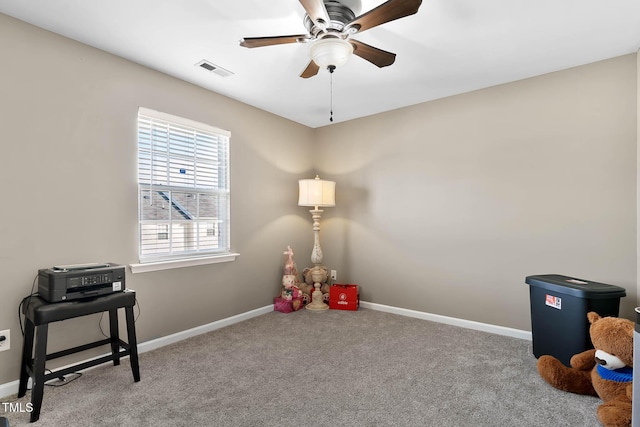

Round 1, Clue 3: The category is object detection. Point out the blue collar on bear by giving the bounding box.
[597,365,633,383]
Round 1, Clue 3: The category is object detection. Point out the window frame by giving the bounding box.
[132,107,237,272]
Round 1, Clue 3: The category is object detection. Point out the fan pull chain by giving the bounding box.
[328,65,335,123]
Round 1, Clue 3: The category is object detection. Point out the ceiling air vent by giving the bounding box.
[195,60,234,77]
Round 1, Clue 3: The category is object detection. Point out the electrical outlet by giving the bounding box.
[0,329,10,352]
[330,270,337,281]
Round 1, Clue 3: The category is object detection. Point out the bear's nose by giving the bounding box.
[595,357,606,366]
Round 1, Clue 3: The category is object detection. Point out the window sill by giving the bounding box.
[129,253,240,274]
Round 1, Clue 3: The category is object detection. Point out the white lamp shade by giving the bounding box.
[309,37,353,69]
[299,176,336,207]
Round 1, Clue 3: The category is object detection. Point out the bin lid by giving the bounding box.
[525,274,626,299]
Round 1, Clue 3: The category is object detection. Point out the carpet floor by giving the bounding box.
[2,308,600,426]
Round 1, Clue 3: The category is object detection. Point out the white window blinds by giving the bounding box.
[137,108,230,261]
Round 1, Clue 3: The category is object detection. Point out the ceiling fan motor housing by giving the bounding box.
[304,1,356,37]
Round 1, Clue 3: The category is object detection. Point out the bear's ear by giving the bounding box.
[587,312,601,324]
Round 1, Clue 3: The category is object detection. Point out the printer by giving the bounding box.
[38,263,126,302]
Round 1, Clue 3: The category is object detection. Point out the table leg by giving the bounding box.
[125,306,140,382]
[30,324,48,423]
[108,308,120,366]
[18,319,35,398]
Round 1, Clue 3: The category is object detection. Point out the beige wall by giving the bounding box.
[0,13,638,387]
[637,50,640,309]
[0,14,315,384]
[315,54,638,331]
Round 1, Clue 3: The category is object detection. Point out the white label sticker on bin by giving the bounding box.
[545,294,561,310]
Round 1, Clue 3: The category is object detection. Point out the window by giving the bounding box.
[137,108,230,263]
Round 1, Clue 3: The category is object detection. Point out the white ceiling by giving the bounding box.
[1,0,639,128]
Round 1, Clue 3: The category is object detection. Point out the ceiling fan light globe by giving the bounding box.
[309,37,353,69]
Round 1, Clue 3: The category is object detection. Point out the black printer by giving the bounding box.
[38,263,126,302]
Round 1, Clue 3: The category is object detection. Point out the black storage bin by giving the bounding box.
[526,274,626,367]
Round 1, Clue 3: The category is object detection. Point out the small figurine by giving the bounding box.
[283,245,297,276]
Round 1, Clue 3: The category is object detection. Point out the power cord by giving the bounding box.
[43,370,82,388]
[98,294,141,338]
[18,274,40,336]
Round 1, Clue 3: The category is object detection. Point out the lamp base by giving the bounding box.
[305,288,329,311]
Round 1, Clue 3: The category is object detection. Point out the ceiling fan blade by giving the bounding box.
[240,35,310,48]
[350,39,396,68]
[299,0,330,27]
[300,60,320,78]
[345,0,422,34]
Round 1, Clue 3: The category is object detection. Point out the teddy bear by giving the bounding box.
[302,266,332,302]
[537,311,633,427]
[281,274,302,301]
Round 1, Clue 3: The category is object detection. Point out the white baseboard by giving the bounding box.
[359,301,532,341]
[1,302,531,399]
[137,304,273,353]
[0,304,273,399]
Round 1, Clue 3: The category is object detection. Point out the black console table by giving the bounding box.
[18,291,140,422]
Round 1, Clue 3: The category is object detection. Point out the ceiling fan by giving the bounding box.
[239,0,423,78]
